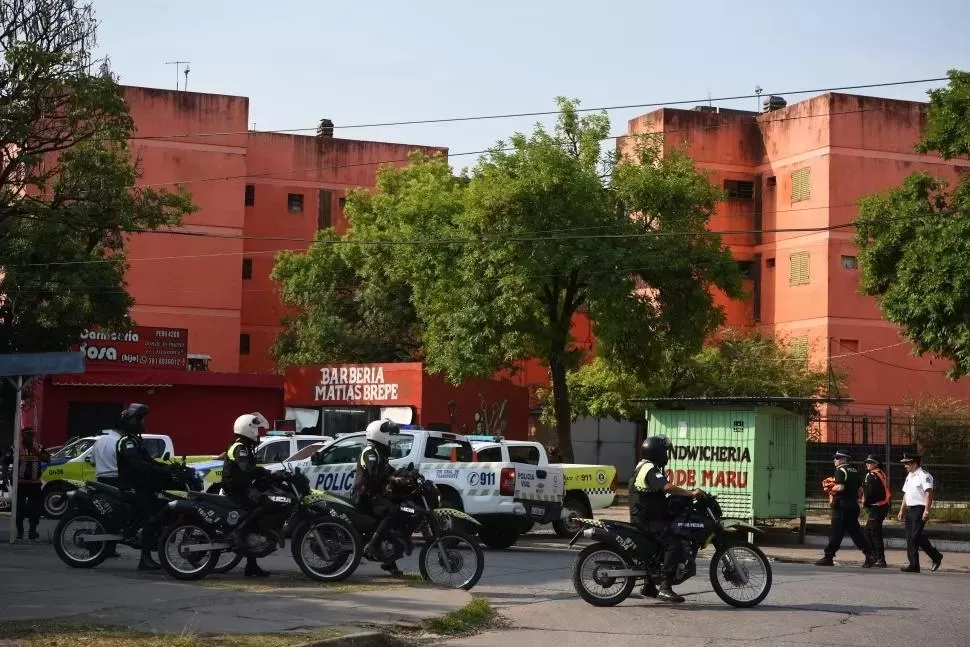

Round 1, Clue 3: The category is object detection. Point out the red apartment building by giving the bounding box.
[618,91,970,438]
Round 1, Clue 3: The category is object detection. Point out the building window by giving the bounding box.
[724,180,754,200]
[338,197,346,210]
[288,193,304,213]
[736,260,754,279]
[239,334,250,355]
[789,251,810,286]
[766,257,776,268]
[766,176,777,188]
[242,258,253,280]
[789,336,809,362]
[245,184,255,206]
[839,339,860,354]
[791,168,811,202]
[318,189,333,230]
[840,255,859,270]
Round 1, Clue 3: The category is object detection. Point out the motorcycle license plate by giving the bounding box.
[530,505,544,516]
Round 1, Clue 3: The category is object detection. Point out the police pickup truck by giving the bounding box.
[195,430,336,490]
[468,436,618,538]
[278,427,566,550]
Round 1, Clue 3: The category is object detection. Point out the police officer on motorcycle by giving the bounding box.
[115,403,170,571]
[223,412,279,578]
[352,418,409,576]
[630,435,705,603]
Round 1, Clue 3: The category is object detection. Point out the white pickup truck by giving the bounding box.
[468,436,618,537]
[194,430,336,489]
[278,427,566,549]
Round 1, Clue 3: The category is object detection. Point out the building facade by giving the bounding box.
[121,86,446,375]
[619,92,970,422]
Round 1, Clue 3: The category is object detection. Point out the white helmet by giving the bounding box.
[365,418,397,447]
[234,412,269,441]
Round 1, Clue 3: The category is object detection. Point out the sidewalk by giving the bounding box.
[0,543,471,635]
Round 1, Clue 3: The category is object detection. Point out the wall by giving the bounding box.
[421,373,530,440]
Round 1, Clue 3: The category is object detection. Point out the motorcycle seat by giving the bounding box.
[88,481,129,500]
[188,491,236,507]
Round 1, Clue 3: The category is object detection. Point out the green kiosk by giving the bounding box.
[639,397,847,543]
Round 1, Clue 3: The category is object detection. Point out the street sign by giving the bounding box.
[1,352,85,543]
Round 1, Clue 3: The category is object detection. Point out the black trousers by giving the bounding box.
[15,482,42,535]
[824,500,870,558]
[644,520,684,582]
[864,504,889,559]
[904,505,942,569]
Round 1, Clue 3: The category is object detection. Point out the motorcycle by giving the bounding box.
[570,493,773,608]
[303,464,486,590]
[51,460,241,571]
[156,467,363,582]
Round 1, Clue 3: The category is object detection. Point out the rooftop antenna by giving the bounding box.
[754,85,763,111]
[183,64,191,92]
[165,60,191,90]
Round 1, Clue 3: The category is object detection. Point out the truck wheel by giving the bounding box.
[553,496,591,538]
[477,521,520,550]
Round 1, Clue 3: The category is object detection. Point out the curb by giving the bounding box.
[768,555,970,574]
[293,631,413,647]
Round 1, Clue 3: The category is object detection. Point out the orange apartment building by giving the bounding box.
[619,91,970,425]
[120,86,446,374]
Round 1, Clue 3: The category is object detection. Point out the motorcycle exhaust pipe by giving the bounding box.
[600,568,648,577]
[178,543,230,551]
[79,534,124,542]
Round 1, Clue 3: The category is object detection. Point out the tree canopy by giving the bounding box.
[0,1,195,425]
[274,98,743,461]
[854,69,970,379]
[546,329,843,422]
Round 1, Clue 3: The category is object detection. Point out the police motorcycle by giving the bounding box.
[570,492,773,608]
[156,465,363,582]
[50,458,230,570]
[305,463,486,591]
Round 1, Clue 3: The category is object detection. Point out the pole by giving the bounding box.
[885,407,893,497]
[8,375,22,544]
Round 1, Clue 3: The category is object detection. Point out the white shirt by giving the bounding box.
[902,467,934,507]
[91,430,120,479]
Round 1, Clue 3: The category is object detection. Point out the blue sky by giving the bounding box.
[93,0,970,172]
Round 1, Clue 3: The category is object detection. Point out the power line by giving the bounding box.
[125,76,948,142]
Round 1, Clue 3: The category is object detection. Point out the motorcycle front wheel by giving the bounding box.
[291,518,363,583]
[158,521,220,581]
[52,512,112,569]
[709,541,773,608]
[571,542,637,607]
[418,530,485,590]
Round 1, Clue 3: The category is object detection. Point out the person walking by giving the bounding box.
[815,450,873,567]
[899,452,943,573]
[861,454,890,568]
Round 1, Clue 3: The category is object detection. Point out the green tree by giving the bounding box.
[0,1,195,429]
[549,329,842,422]
[854,69,970,378]
[297,98,742,461]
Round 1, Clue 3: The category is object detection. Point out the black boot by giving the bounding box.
[814,556,834,566]
[640,580,659,598]
[381,561,404,577]
[244,558,270,578]
[137,550,161,571]
[656,581,685,603]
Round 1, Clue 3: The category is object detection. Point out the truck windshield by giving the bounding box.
[52,438,96,459]
[424,437,473,462]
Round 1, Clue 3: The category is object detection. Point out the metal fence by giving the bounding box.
[806,411,970,513]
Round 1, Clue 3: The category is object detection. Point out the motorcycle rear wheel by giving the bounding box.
[212,551,243,574]
[571,542,637,607]
[53,512,111,569]
[418,530,484,590]
[709,541,773,608]
[158,521,220,581]
[291,519,363,583]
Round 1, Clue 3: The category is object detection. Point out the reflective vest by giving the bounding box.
[868,468,891,506]
[18,444,43,483]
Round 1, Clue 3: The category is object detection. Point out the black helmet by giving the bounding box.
[117,403,149,436]
[641,435,670,467]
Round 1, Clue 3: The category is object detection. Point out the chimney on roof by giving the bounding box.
[762,95,787,113]
[317,118,334,138]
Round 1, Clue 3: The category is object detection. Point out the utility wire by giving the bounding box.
[125,77,948,141]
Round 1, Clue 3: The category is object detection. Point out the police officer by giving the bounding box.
[899,452,943,573]
[861,454,890,568]
[115,404,170,570]
[222,412,275,578]
[815,450,873,567]
[630,435,704,603]
[352,418,409,576]
[15,427,48,541]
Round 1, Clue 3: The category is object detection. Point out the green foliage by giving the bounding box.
[548,329,843,422]
[905,396,970,499]
[276,98,743,461]
[854,69,970,379]
[0,2,195,420]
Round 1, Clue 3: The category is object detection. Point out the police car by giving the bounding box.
[280,425,567,550]
[195,430,336,489]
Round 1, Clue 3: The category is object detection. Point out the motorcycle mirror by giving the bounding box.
[407,462,414,471]
[162,451,171,461]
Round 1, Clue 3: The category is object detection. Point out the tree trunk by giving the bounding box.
[549,354,574,463]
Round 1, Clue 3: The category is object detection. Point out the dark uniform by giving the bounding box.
[861,455,890,567]
[15,429,47,540]
[352,440,405,573]
[817,451,872,566]
[630,458,684,594]
[115,407,170,570]
[222,436,274,577]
